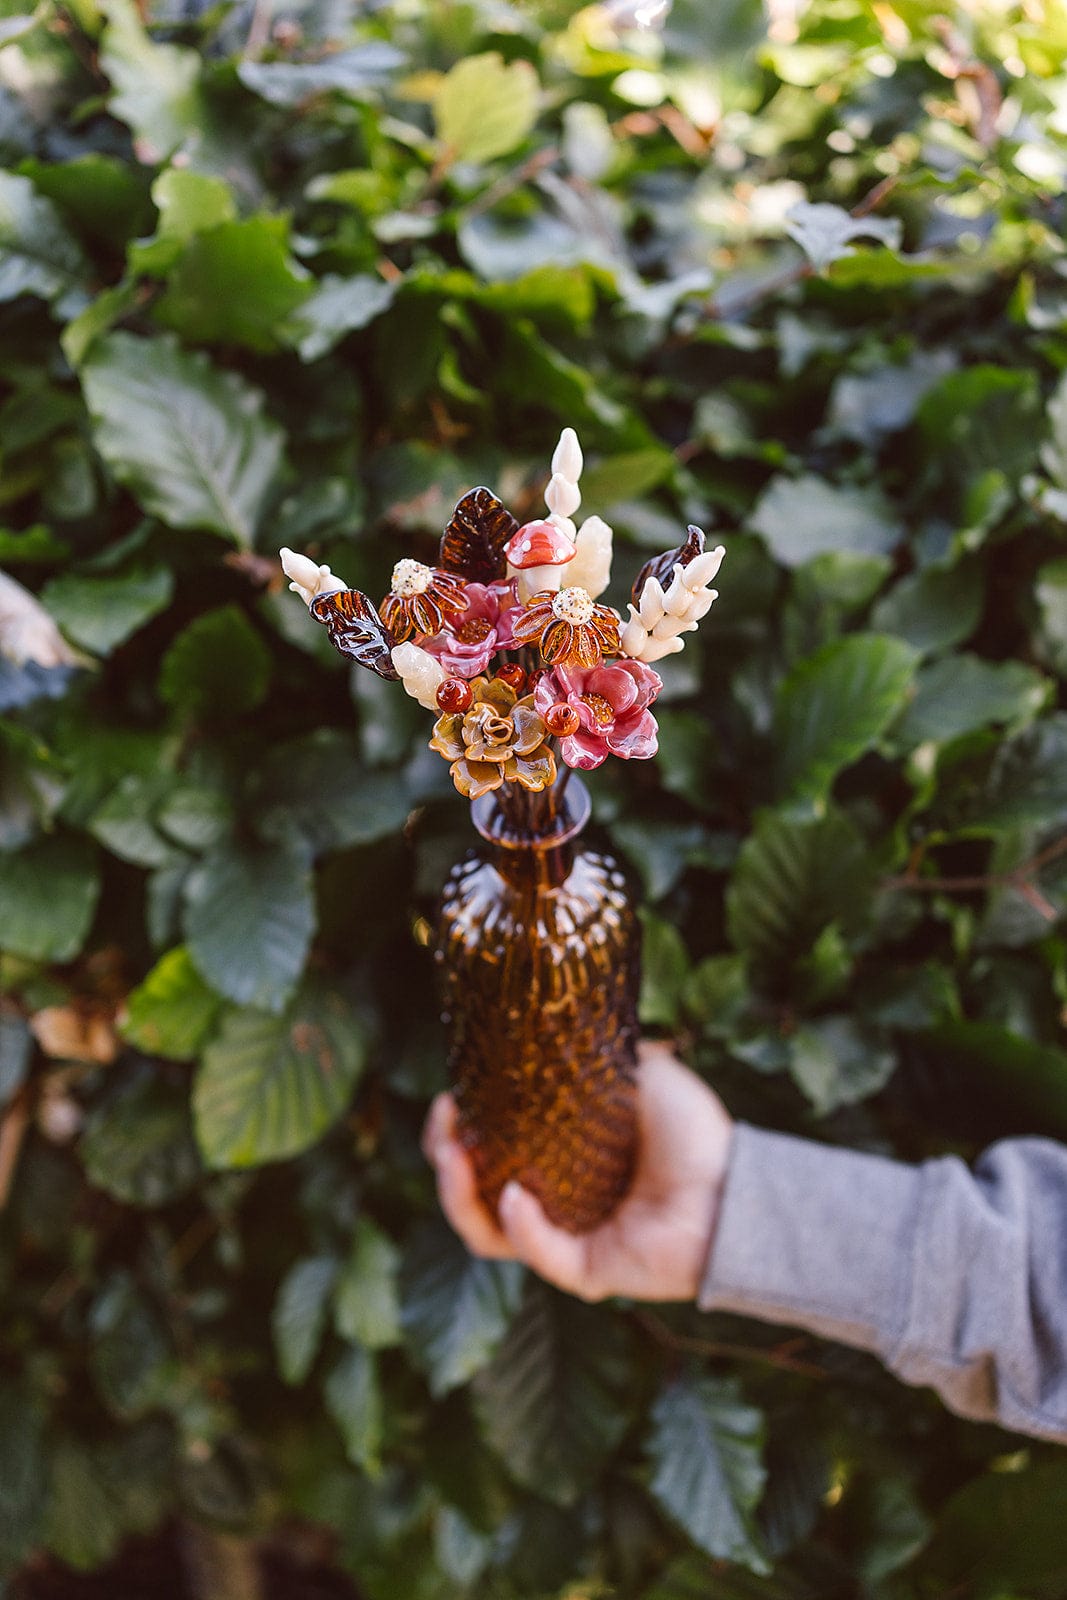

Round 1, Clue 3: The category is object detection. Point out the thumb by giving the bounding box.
[498,1183,598,1301]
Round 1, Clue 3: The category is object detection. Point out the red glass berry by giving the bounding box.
[544,702,581,737]
[494,663,527,692]
[436,677,473,713]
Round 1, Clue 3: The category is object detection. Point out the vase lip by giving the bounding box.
[470,777,591,850]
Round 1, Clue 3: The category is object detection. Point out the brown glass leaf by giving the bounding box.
[309,589,399,680]
[439,487,519,585]
[630,524,706,607]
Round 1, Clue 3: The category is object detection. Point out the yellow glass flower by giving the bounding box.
[429,676,556,800]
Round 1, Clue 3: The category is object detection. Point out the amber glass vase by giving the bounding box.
[435,775,640,1234]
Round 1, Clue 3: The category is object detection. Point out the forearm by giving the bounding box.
[699,1125,1067,1445]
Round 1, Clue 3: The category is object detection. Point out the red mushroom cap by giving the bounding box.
[504,519,576,569]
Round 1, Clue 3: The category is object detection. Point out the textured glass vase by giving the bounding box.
[435,775,640,1234]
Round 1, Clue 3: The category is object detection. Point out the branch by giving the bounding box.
[881,833,1067,923]
[633,1306,829,1381]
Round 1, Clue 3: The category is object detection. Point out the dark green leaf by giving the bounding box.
[41,565,173,658]
[155,218,313,352]
[256,730,410,855]
[638,910,690,1029]
[647,1375,768,1572]
[325,1346,383,1474]
[82,334,285,546]
[237,44,404,108]
[273,1255,338,1384]
[334,1217,402,1350]
[0,171,88,307]
[870,560,984,655]
[99,0,202,161]
[0,1386,47,1570]
[911,1462,1067,1596]
[0,835,100,962]
[726,808,871,976]
[81,1072,201,1206]
[401,1220,524,1397]
[183,836,313,1012]
[193,985,365,1166]
[890,654,1049,750]
[472,1285,637,1507]
[749,475,902,567]
[789,1015,896,1115]
[287,273,396,361]
[159,605,271,720]
[775,633,917,801]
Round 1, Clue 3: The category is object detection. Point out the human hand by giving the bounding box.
[422,1041,734,1303]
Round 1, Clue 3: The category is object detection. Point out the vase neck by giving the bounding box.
[470,775,589,890]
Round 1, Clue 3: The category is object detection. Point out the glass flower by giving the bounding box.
[533,659,661,770]
[511,585,621,668]
[379,558,468,643]
[419,579,519,679]
[429,676,557,799]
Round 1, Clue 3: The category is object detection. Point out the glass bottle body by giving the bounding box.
[435,777,640,1234]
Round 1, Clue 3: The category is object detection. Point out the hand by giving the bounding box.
[422,1041,734,1303]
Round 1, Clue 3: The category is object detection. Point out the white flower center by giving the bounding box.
[551,586,595,625]
[391,558,433,598]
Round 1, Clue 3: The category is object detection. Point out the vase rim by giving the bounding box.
[470,776,591,850]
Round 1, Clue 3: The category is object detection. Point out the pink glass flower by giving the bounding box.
[420,580,519,679]
[534,659,662,770]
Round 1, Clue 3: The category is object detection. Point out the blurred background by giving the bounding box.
[3,0,1067,1594]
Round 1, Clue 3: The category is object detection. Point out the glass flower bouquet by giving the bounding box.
[282,431,724,1233]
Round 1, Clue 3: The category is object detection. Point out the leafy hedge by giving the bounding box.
[3,0,1067,1593]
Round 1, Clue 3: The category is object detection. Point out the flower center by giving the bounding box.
[391,558,433,598]
[578,691,615,727]
[551,586,595,625]
[454,617,493,645]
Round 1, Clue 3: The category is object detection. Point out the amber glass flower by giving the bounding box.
[379,559,468,643]
[511,585,621,668]
[429,676,556,799]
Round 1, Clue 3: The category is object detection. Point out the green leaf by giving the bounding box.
[784,201,901,271]
[41,565,173,657]
[287,273,396,362]
[401,1221,524,1397]
[193,985,365,1166]
[183,836,314,1012]
[1035,557,1067,677]
[256,730,411,855]
[912,1462,1067,1596]
[273,1255,338,1384]
[638,911,689,1029]
[87,773,175,868]
[80,1071,202,1207]
[749,474,901,568]
[891,654,1049,749]
[472,1286,636,1507]
[43,1440,123,1572]
[20,153,152,249]
[335,1217,402,1350]
[135,169,237,273]
[0,524,70,564]
[121,945,224,1060]
[775,633,917,802]
[921,1021,1067,1140]
[434,53,539,166]
[0,1386,47,1571]
[869,560,984,656]
[99,0,202,161]
[979,713,1067,829]
[789,1015,896,1115]
[159,605,271,719]
[647,1375,768,1573]
[82,334,285,546]
[155,217,313,352]
[727,808,871,978]
[0,171,88,308]
[0,835,100,962]
[236,43,404,108]
[0,1013,31,1105]
[325,1346,383,1475]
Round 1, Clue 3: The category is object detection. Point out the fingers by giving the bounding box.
[498,1183,600,1300]
[423,1096,515,1260]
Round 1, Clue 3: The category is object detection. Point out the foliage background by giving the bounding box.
[3,0,1067,1592]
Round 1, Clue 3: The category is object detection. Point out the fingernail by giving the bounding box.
[499,1181,523,1221]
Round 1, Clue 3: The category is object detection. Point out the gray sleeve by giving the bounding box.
[698,1124,1067,1444]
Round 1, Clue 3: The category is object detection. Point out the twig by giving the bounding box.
[881,832,1067,924]
[0,1092,30,1212]
[633,1306,829,1381]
